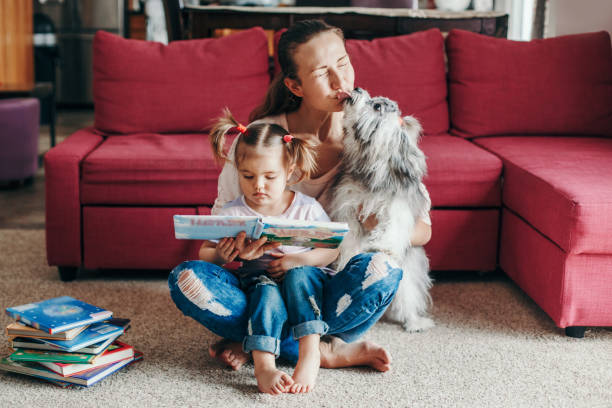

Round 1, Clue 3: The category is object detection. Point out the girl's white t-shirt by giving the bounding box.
[218,191,332,272]
[211,113,431,225]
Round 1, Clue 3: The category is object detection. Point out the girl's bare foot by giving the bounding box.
[290,347,320,393]
[208,339,250,371]
[319,337,391,372]
[253,350,294,395]
[290,334,320,394]
[255,366,294,395]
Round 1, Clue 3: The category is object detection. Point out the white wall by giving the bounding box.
[494,0,535,40]
[546,0,612,38]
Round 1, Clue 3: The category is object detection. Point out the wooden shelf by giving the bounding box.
[182,6,508,40]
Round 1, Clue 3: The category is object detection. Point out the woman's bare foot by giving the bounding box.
[319,337,391,372]
[208,339,250,371]
[253,350,294,395]
[290,334,320,394]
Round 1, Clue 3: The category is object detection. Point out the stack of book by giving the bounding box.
[0,296,142,388]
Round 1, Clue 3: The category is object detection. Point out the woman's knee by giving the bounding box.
[168,260,199,287]
[168,260,238,289]
[168,261,243,318]
[346,252,403,292]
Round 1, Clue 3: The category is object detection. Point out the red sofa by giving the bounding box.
[45,27,612,337]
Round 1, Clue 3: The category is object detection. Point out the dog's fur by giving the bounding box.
[329,88,434,332]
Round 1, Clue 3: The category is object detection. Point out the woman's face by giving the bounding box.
[287,31,355,113]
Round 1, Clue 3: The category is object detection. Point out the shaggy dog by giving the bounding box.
[329,88,434,332]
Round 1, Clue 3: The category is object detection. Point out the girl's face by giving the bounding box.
[236,145,294,212]
[285,31,355,113]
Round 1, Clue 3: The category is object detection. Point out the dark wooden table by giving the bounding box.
[0,82,57,147]
[182,6,508,40]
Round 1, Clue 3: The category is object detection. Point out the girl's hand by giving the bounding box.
[215,237,239,264]
[267,253,303,281]
[234,231,280,261]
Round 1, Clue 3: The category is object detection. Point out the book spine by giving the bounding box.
[6,312,46,333]
[253,218,264,239]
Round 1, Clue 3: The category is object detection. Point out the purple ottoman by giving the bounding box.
[0,98,40,182]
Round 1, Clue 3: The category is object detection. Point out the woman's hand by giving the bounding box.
[234,231,280,261]
[215,237,240,264]
[358,204,379,232]
[410,218,432,247]
[267,253,303,281]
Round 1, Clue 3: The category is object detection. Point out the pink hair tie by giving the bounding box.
[283,134,294,143]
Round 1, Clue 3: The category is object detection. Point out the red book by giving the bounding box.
[38,341,134,377]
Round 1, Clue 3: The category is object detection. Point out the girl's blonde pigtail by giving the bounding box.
[209,107,240,164]
[290,137,318,182]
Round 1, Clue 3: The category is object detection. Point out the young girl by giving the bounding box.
[200,109,339,394]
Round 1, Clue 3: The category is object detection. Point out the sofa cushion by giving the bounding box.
[93,28,270,135]
[81,133,223,205]
[421,135,502,207]
[447,30,612,139]
[345,29,448,136]
[274,28,449,136]
[474,136,612,254]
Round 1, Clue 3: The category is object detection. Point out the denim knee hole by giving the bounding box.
[177,268,232,317]
[336,293,352,316]
[255,275,277,287]
[308,295,321,317]
[362,253,399,289]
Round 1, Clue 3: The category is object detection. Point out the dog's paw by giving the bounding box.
[402,316,435,333]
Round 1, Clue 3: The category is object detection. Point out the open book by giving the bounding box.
[174,215,349,249]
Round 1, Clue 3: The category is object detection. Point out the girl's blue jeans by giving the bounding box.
[168,253,402,364]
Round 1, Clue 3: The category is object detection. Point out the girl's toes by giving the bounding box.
[281,373,294,387]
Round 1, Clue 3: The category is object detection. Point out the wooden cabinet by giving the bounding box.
[0,0,34,89]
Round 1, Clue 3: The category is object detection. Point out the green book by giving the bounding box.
[9,348,96,364]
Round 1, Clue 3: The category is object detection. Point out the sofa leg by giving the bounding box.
[565,326,586,338]
[58,266,79,282]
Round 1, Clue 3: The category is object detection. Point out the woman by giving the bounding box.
[168,19,432,376]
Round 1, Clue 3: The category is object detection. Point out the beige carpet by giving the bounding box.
[0,229,610,407]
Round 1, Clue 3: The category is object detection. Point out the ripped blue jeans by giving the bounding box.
[168,253,402,364]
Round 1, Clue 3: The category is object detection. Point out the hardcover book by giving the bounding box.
[8,348,98,364]
[174,215,349,249]
[39,341,134,377]
[30,322,125,352]
[5,296,112,334]
[5,322,87,341]
[0,355,134,387]
[10,330,121,354]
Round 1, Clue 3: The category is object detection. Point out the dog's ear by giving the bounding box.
[391,121,427,183]
[401,115,423,143]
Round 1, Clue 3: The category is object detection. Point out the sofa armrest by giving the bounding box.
[44,128,104,267]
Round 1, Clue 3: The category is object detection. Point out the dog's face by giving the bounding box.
[342,88,426,190]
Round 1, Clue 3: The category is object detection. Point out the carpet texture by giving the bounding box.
[0,229,610,407]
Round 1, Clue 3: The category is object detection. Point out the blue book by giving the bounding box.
[33,322,125,352]
[10,333,120,355]
[5,296,112,334]
[174,215,349,249]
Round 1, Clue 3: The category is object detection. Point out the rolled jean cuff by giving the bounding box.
[242,335,281,357]
[291,320,329,340]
